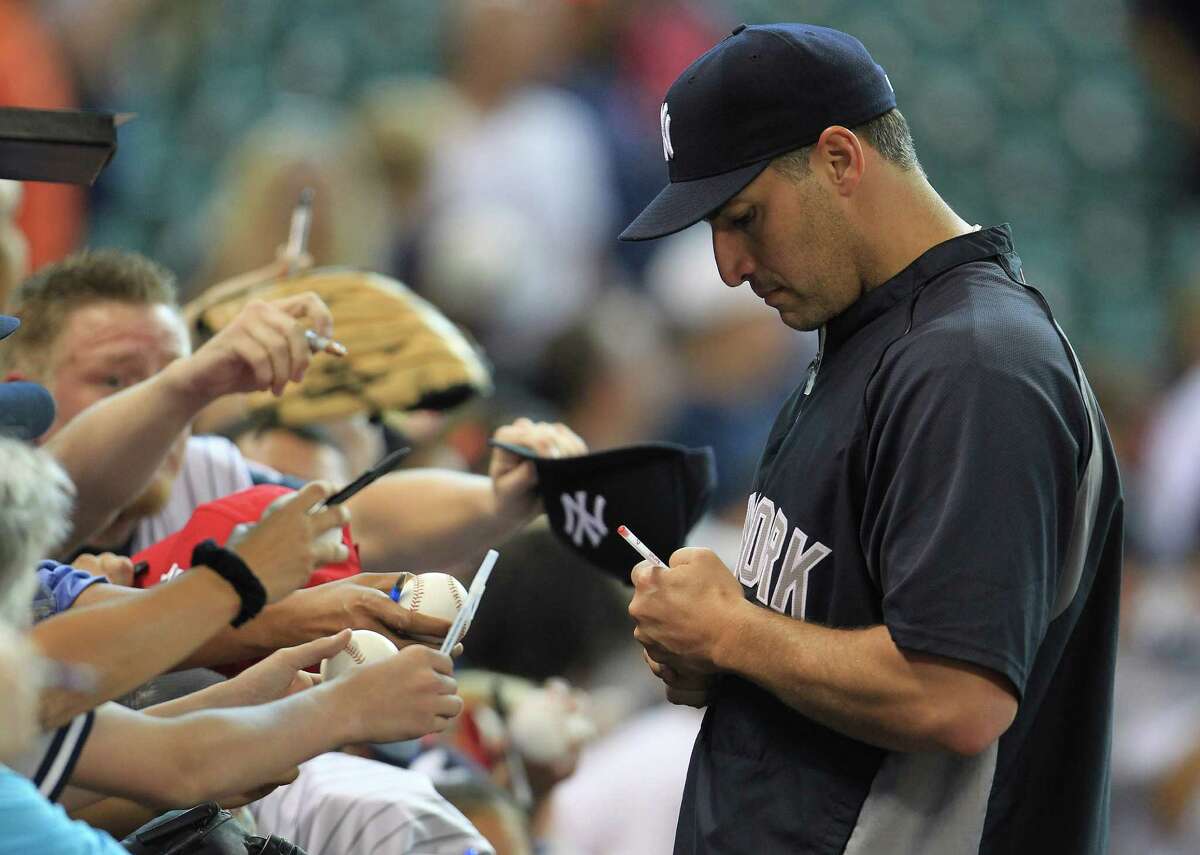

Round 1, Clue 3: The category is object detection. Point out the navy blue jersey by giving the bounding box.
[676,226,1122,854]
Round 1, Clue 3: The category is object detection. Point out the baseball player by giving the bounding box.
[623,24,1123,854]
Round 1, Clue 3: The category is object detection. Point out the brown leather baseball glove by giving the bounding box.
[186,267,492,426]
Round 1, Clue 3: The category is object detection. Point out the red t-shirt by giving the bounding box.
[131,485,362,589]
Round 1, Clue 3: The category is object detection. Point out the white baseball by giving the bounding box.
[395,572,469,628]
[319,629,399,681]
[508,685,597,765]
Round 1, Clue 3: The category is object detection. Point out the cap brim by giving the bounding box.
[0,381,56,441]
[489,438,708,474]
[619,160,771,242]
[0,316,18,340]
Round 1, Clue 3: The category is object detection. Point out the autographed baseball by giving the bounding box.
[395,572,468,626]
[319,629,399,681]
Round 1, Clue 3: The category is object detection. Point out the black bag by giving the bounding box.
[121,802,308,855]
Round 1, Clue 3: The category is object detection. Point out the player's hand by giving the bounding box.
[167,291,334,403]
[338,645,463,742]
[217,631,351,707]
[643,648,714,708]
[226,482,350,603]
[70,552,136,587]
[490,418,588,523]
[629,547,749,675]
[285,572,459,651]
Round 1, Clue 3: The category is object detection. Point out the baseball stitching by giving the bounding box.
[409,577,424,612]
[347,640,365,665]
[448,577,464,611]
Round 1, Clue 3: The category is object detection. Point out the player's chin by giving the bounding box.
[776,306,820,332]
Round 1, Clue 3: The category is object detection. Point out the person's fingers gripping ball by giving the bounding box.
[335,645,464,742]
[291,572,460,652]
[228,630,354,705]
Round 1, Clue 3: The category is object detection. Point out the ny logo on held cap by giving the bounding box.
[489,438,715,584]
[561,490,608,548]
[660,102,674,162]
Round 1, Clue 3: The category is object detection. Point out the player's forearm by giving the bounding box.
[33,569,239,729]
[713,609,964,754]
[71,696,338,808]
[91,578,329,672]
[175,597,314,669]
[351,470,523,569]
[149,689,348,805]
[67,573,312,673]
[142,677,242,718]
[47,363,203,553]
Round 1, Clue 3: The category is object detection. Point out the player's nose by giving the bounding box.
[711,228,755,288]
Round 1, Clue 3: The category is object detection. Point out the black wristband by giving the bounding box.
[190,539,267,628]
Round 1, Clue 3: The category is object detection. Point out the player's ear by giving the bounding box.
[815,126,865,196]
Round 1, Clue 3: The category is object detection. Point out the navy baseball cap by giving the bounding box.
[0,315,56,441]
[491,440,717,584]
[620,23,896,242]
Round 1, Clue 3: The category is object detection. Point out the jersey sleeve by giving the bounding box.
[32,562,107,622]
[861,343,1086,695]
[6,711,96,804]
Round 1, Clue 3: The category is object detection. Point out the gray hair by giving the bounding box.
[773,108,923,181]
[0,438,75,626]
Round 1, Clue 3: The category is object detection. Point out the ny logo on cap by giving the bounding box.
[561,490,608,548]
[660,103,674,162]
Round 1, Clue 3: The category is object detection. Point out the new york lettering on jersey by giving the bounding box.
[734,492,831,618]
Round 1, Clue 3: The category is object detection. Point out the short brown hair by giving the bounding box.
[1,249,178,376]
[773,108,922,180]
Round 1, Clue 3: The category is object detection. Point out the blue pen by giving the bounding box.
[389,579,403,603]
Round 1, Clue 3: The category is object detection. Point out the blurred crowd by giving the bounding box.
[3,0,1200,852]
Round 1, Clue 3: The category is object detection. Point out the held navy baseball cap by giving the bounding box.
[0,316,56,441]
[620,23,896,242]
[491,440,717,584]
